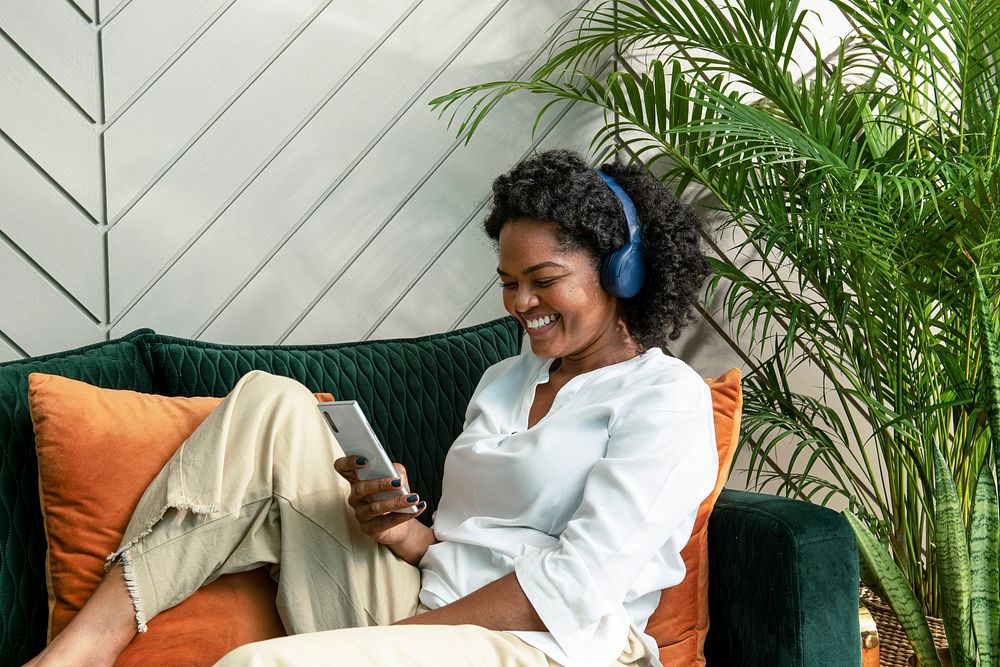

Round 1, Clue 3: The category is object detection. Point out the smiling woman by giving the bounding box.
[26,149,717,667]
[413,149,719,664]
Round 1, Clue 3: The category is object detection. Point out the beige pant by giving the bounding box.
[110,370,647,666]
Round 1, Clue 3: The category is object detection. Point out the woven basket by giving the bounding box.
[860,587,948,666]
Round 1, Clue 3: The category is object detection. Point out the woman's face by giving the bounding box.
[497,218,630,365]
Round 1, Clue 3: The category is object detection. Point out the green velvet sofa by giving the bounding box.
[0,317,861,665]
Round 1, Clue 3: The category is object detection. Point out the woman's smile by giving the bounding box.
[497,218,637,374]
[524,313,560,334]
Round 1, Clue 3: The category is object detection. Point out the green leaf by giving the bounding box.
[933,444,972,666]
[970,462,999,666]
[859,548,889,602]
[845,512,941,667]
[974,266,1000,469]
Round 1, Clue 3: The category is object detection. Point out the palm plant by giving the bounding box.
[430,0,1000,621]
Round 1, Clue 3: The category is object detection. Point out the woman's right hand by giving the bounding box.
[333,457,427,549]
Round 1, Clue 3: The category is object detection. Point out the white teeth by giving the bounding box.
[526,314,559,330]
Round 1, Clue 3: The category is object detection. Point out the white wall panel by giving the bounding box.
[0,0,99,117]
[0,35,99,216]
[0,139,103,316]
[0,239,101,356]
[457,286,508,330]
[193,0,580,344]
[98,0,127,22]
[68,0,95,22]
[106,0,430,321]
[281,101,577,345]
[0,336,19,363]
[369,205,494,342]
[671,308,748,379]
[103,0,330,218]
[111,0,524,337]
[101,0,231,116]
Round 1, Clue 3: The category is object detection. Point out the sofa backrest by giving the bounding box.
[0,331,156,665]
[0,317,522,665]
[137,317,524,519]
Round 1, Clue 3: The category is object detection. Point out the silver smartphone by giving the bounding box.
[317,400,418,514]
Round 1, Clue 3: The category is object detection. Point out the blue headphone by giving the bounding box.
[596,170,646,298]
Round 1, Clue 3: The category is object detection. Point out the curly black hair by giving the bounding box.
[483,149,710,349]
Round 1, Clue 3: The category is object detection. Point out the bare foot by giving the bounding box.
[23,563,138,666]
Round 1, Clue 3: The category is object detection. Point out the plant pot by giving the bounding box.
[860,587,948,667]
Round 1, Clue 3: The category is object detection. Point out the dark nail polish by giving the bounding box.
[406,494,418,503]
[391,479,402,487]
[417,501,426,509]
[355,457,366,466]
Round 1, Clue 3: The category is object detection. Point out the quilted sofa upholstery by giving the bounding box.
[0,317,860,665]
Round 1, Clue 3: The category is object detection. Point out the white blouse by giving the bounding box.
[418,348,717,667]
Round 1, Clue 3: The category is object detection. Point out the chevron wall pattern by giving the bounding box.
[0,0,619,359]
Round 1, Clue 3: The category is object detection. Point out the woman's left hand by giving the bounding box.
[333,458,433,562]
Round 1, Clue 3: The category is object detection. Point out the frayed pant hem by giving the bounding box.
[104,496,222,633]
[117,549,149,633]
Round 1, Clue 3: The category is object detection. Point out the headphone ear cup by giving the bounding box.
[601,245,645,298]
[599,252,617,295]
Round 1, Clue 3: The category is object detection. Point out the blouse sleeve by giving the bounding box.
[512,380,717,651]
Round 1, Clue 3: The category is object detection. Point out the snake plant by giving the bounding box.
[847,268,1000,667]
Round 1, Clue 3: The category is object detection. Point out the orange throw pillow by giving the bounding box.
[646,368,742,666]
[29,372,333,666]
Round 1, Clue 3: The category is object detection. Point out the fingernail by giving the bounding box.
[406,494,418,503]
[391,479,402,487]
[417,501,426,509]
[355,457,366,466]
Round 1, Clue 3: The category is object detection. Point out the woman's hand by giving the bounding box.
[333,457,434,563]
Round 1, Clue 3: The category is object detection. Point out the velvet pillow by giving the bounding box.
[29,373,333,666]
[647,368,742,666]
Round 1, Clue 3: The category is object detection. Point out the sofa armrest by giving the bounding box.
[704,489,860,666]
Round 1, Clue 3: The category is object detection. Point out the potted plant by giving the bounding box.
[848,268,1000,666]
[430,0,1000,653]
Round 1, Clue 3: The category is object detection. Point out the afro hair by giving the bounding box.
[483,149,710,349]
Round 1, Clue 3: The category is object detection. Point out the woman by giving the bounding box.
[27,149,716,667]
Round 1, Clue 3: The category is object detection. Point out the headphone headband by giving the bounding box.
[596,171,640,245]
